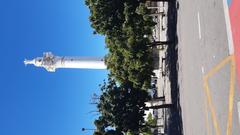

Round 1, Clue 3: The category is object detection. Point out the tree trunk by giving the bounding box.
[144,0,170,2]
[154,41,172,45]
[149,13,164,17]
[141,124,163,129]
[153,96,165,101]
[147,41,172,47]
[144,103,172,110]
[148,124,163,128]
[148,96,165,103]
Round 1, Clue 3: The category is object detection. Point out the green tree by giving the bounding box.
[95,77,172,134]
[106,2,155,89]
[85,0,159,90]
[85,0,145,36]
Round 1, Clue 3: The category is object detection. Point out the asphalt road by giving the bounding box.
[177,0,240,134]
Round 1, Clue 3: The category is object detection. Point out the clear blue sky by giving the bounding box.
[0,0,107,135]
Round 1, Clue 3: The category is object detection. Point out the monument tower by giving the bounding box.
[24,52,106,72]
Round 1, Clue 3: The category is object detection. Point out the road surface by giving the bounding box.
[177,0,240,134]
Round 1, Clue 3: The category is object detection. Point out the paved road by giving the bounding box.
[177,0,240,134]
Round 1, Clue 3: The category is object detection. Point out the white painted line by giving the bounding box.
[201,66,205,74]
[197,12,202,39]
[222,0,234,54]
[237,102,240,126]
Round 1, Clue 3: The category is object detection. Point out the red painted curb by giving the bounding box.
[229,0,240,89]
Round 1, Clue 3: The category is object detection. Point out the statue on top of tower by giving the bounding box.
[24,52,57,72]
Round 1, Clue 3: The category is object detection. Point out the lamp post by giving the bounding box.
[81,128,96,132]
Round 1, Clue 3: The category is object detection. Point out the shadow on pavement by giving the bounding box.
[165,0,183,135]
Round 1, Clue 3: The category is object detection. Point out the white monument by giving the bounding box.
[24,52,106,72]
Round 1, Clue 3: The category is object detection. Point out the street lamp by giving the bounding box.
[81,128,96,132]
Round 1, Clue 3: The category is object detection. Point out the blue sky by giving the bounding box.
[228,0,232,6]
[0,0,107,135]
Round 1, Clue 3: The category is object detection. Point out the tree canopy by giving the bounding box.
[95,77,149,133]
[93,77,171,134]
[85,0,171,134]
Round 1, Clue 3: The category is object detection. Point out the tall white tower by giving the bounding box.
[24,52,106,72]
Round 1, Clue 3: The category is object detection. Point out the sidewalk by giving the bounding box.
[150,1,171,134]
